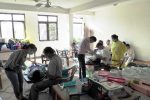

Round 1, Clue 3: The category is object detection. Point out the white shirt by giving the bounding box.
[48,54,62,77]
[96,48,111,65]
[124,48,135,59]
[78,38,91,54]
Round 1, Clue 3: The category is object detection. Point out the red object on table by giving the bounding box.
[107,76,126,84]
[98,70,110,77]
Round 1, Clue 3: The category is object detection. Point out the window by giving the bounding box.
[0,13,25,39]
[38,15,58,41]
[73,17,84,42]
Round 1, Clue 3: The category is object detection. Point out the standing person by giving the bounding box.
[105,39,111,51]
[28,47,63,100]
[111,34,127,67]
[78,36,97,79]
[4,44,37,100]
[124,44,135,66]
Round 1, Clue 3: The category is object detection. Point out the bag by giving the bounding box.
[27,64,47,83]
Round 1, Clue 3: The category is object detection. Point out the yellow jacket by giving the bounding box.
[111,41,127,66]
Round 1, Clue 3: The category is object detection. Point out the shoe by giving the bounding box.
[81,78,88,84]
[83,78,87,82]
[21,96,28,100]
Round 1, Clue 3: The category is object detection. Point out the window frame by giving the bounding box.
[0,13,26,39]
[38,15,58,41]
[73,17,84,41]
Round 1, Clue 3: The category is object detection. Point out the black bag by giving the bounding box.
[27,64,47,83]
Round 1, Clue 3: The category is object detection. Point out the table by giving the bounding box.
[88,78,123,100]
[51,79,86,100]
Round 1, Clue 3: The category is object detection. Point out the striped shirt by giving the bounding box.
[4,50,27,72]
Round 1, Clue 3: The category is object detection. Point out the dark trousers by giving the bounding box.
[5,70,23,99]
[78,54,86,79]
[29,79,56,100]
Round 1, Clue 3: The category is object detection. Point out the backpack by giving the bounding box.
[27,64,47,83]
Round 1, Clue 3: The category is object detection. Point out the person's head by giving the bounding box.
[22,43,37,55]
[89,36,97,43]
[123,41,126,45]
[126,44,130,49]
[96,42,104,50]
[111,34,118,42]
[43,47,55,58]
[106,40,110,45]
[98,40,103,45]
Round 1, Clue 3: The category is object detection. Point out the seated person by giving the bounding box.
[28,47,63,100]
[95,41,111,70]
[86,40,111,70]
[123,44,135,66]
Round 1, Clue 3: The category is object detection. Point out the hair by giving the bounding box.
[98,40,103,45]
[43,47,55,55]
[90,36,97,42]
[126,44,130,47]
[111,34,118,39]
[22,43,37,50]
[123,41,126,45]
[107,39,110,42]
[96,42,103,48]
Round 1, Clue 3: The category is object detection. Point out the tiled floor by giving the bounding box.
[0,69,93,100]
[0,58,93,100]
[0,58,150,100]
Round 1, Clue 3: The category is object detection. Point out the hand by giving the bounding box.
[22,65,27,70]
[31,61,37,65]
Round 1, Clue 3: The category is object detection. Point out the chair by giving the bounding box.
[49,65,77,97]
[60,65,77,82]
[41,54,49,64]
[56,49,70,66]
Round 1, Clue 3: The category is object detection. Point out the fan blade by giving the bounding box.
[35,3,43,7]
[45,2,51,7]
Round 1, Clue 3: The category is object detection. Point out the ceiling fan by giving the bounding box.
[35,0,65,9]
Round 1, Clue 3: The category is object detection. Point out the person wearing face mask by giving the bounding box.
[4,43,37,100]
[111,34,127,67]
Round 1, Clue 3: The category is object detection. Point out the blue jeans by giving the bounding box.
[5,70,23,99]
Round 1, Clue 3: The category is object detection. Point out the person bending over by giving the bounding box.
[4,44,37,100]
[78,36,97,79]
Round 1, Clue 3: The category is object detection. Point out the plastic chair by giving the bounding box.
[60,65,77,82]
[56,49,70,66]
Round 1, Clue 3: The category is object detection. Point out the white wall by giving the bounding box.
[93,0,150,61]
[25,12,70,56]
[0,9,70,56]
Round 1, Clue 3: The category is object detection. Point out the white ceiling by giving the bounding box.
[0,0,131,13]
[0,0,94,8]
